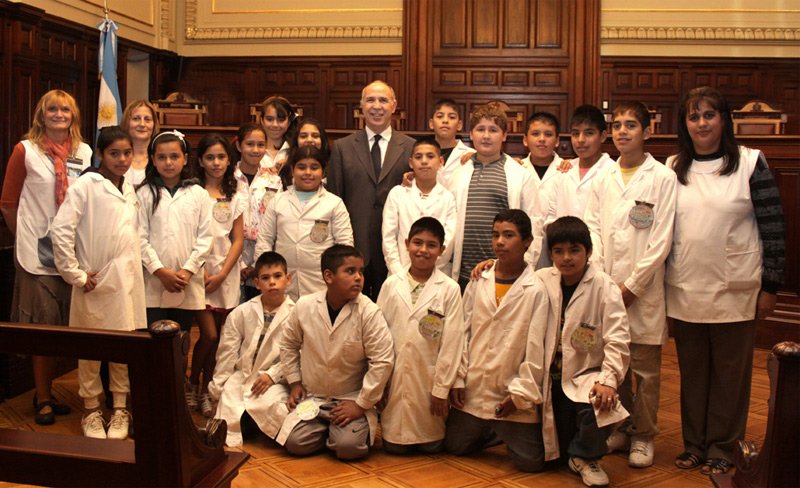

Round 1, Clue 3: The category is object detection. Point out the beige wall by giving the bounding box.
[601,0,800,57]
[12,1,800,58]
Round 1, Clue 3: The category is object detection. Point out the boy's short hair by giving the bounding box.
[612,101,651,130]
[408,217,445,246]
[469,102,508,133]
[570,104,606,132]
[432,98,461,118]
[288,144,327,171]
[493,209,532,241]
[321,244,363,275]
[546,216,593,253]
[526,111,560,133]
[255,251,288,274]
[412,137,442,156]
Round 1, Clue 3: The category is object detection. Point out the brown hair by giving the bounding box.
[120,100,160,135]
[469,102,508,133]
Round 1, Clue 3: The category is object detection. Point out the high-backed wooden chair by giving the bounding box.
[154,92,208,127]
[0,322,248,487]
[732,101,786,135]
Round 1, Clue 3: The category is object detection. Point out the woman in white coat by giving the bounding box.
[255,146,353,301]
[0,89,92,425]
[667,87,785,475]
[51,126,146,439]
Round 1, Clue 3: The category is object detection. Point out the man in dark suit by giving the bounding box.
[327,80,415,300]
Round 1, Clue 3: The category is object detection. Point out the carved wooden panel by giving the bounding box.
[602,57,800,134]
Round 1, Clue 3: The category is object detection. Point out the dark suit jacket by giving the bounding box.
[327,129,415,265]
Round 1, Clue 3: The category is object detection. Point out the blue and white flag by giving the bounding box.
[97,18,122,131]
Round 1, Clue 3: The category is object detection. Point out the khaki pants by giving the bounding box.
[284,408,370,460]
[618,343,662,438]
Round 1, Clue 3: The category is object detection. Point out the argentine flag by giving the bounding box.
[97,18,123,132]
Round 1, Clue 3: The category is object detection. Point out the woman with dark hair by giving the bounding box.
[666,87,785,475]
[0,89,93,425]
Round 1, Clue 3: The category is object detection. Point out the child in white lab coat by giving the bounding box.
[377,217,464,454]
[136,131,213,378]
[382,138,457,277]
[189,134,247,417]
[428,99,475,187]
[208,251,295,447]
[279,244,394,460]
[234,123,282,301]
[536,216,630,487]
[51,126,146,440]
[255,145,353,301]
[445,209,551,472]
[584,101,676,468]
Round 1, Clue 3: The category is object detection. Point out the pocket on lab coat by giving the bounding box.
[725,248,761,291]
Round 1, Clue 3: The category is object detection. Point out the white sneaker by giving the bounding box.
[569,456,609,487]
[185,384,198,409]
[606,429,630,453]
[81,410,107,439]
[107,409,131,440]
[199,393,214,418]
[629,437,655,468]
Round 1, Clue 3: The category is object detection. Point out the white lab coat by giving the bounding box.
[376,269,465,445]
[381,181,458,277]
[665,146,763,323]
[458,265,550,428]
[208,295,295,447]
[584,154,677,344]
[15,140,92,276]
[446,156,539,280]
[255,186,353,301]
[259,141,290,169]
[235,164,283,289]
[277,292,394,445]
[437,139,475,188]
[536,265,630,400]
[51,172,146,330]
[547,153,614,222]
[521,153,564,269]
[204,183,248,309]
[136,183,213,310]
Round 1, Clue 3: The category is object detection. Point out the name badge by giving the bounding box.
[310,220,329,243]
[295,399,320,421]
[213,200,232,223]
[419,309,445,339]
[628,201,655,229]
[66,157,84,180]
[570,322,598,353]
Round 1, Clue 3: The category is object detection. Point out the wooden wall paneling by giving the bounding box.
[602,57,800,134]
[406,0,594,132]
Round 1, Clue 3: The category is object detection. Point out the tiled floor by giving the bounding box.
[0,340,771,487]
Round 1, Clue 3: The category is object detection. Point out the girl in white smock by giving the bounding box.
[234,123,283,301]
[51,126,146,440]
[189,134,247,417]
[255,146,353,301]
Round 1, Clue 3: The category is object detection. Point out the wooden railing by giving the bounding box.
[0,322,248,487]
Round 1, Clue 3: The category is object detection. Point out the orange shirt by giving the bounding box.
[1,143,28,208]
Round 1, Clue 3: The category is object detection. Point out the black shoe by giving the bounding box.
[33,394,71,416]
[34,401,56,425]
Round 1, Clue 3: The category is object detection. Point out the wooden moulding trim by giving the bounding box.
[184,25,403,41]
[602,26,800,42]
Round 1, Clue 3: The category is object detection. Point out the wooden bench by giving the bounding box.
[0,322,249,487]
